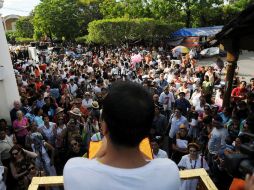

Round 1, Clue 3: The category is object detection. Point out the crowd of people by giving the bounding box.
[0,43,254,190]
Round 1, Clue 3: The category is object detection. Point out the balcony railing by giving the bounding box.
[28,168,217,190]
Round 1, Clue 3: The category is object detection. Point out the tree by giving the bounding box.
[87,18,184,45]
[5,31,17,44]
[99,0,154,19]
[175,0,224,27]
[33,0,85,41]
[16,16,34,38]
[148,0,181,22]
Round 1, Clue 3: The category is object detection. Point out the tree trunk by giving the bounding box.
[185,1,191,28]
[200,14,207,26]
[223,51,239,108]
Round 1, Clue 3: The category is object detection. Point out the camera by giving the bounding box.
[224,132,254,178]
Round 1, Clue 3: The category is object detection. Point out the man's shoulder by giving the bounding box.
[64,157,90,170]
[150,158,179,171]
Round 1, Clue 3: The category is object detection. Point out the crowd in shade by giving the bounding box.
[0,44,254,190]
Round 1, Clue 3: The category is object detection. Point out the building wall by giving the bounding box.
[5,18,18,31]
[2,15,20,32]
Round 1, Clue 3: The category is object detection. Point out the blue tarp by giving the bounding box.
[172,26,223,37]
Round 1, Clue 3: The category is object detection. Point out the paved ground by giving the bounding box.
[198,51,254,82]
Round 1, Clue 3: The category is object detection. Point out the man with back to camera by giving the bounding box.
[64,81,180,190]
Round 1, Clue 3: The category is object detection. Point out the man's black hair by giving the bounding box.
[0,119,7,125]
[102,81,154,147]
[0,125,6,132]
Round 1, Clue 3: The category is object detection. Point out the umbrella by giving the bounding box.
[131,54,142,64]
[172,46,189,54]
[200,47,220,57]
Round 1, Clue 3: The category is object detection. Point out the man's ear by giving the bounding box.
[101,120,108,136]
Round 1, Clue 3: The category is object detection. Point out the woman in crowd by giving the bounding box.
[53,116,67,174]
[66,135,86,161]
[9,145,37,190]
[13,111,29,147]
[178,143,209,190]
[30,132,56,177]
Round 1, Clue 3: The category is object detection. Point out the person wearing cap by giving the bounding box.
[174,92,191,116]
[178,143,209,190]
[64,81,180,190]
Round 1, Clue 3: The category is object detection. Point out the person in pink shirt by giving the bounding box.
[13,111,29,147]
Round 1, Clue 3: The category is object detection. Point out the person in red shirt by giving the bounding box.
[35,78,43,92]
[231,81,248,102]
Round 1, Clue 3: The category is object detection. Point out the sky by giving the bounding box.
[0,0,41,16]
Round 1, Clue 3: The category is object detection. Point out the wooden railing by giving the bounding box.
[28,168,217,190]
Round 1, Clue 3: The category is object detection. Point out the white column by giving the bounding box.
[3,18,7,32]
[0,15,20,123]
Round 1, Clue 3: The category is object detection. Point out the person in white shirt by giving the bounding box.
[0,166,6,190]
[64,81,180,190]
[159,86,175,119]
[82,92,93,108]
[178,143,209,190]
[151,137,168,159]
[68,79,78,97]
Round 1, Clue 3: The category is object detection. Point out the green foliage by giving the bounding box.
[34,0,99,40]
[87,18,184,45]
[16,16,34,38]
[15,37,34,44]
[75,36,88,43]
[5,31,17,43]
[99,0,180,22]
[148,0,181,21]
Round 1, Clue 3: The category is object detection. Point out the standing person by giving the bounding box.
[207,115,228,179]
[202,75,213,104]
[150,137,168,159]
[13,111,29,147]
[175,92,191,116]
[159,86,175,120]
[68,78,78,97]
[168,108,189,157]
[151,104,167,137]
[82,92,93,109]
[9,145,37,190]
[40,115,56,146]
[247,78,254,93]
[64,81,180,190]
[10,101,26,123]
[171,124,190,163]
[158,73,168,89]
[178,143,209,190]
[231,81,248,102]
